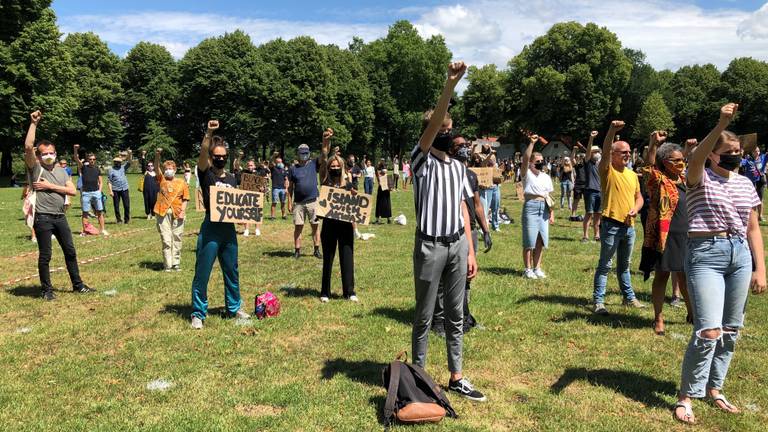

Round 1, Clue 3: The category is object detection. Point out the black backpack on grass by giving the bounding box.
[381,352,456,428]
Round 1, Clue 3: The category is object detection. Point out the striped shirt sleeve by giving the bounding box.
[411,144,431,177]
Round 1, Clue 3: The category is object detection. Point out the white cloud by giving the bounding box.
[738,2,768,39]
[58,1,768,78]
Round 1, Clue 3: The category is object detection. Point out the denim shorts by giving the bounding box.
[81,191,104,213]
[521,200,550,249]
[272,188,287,203]
[584,189,602,214]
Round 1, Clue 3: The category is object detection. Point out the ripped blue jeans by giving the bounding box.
[680,236,751,398]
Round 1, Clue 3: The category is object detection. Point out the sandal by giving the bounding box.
[653,320,665,336]
[710,394,740,413]
[673,401,695,424]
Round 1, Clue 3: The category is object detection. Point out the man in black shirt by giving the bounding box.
[269,155,288,220]
[74,144,108,236]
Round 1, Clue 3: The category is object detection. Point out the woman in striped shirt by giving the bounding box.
[674,103,766,424]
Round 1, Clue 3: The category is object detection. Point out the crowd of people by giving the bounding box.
[17,58,767,424]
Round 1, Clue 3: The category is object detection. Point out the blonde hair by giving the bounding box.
[321,154,348,186]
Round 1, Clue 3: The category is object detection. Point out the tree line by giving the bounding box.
[2,2,766,177]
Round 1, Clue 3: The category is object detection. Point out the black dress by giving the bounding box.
[143,172,159,216]
[375,183,392,219]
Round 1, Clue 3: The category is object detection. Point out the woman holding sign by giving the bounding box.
[375,161,392,224]
[318,134,358,303]
[190,120,250,330]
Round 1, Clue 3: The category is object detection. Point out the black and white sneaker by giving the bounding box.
[42,290,56,301]
[73,284,95,294]
[448,377,487,402]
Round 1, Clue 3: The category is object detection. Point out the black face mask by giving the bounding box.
[534,162,545,170]
[113,163,121,169]
[432,131,453,152]
[212,157,227,169]
[716,153,741,171]
[330,168,341,177]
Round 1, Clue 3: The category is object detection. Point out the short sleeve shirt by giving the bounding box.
[288,159,319,204]
[29,164,69,215]
[81,165,100,192]
[270,166,287,190]
[600,164,641,226]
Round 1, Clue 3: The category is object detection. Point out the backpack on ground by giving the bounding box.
[381,352,456,428]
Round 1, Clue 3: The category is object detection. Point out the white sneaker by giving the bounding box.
[355,230,362,239]
[254,228,261,236]
[101,229,110,236]
[234,309,251,319]
[494,227,501,232]
[523,269,538,279]
[191,317,203,329]
[243,229,250,237]
[348,295,359,302]
[320,296,330,303]
[534,268,546,279]
[32,237,37,243]
[147,214,152,220]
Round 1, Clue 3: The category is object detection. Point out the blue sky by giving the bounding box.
[51,0,768,79]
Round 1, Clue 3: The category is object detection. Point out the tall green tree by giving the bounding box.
[719,57,768,139]
[669,64,721,140]
[61,32,123,148]
[460,64,506,137]
[0,0,51,43]
[618,48,673,140]
[0,8,77,175]
[505,22,631,140]
[632,91,675,141]
[178,30,275,157]
[121,42,179,151]
[359,20,452,156]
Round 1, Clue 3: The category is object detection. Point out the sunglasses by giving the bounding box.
[613,150,631,155]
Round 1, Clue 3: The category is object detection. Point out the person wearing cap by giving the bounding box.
[287,135,327,260]
[107,150,133,224]
[592,120,645,315]
[582,131,602,242]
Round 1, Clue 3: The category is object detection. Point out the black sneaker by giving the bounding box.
[293,249,301,260]
[42,290,56,301]
[313,248,322,259]
[448,377,487,402]
[73,284,95,293]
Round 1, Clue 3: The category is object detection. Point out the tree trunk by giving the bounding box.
[1,141,13,178]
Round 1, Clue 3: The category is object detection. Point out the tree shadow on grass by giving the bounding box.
[262,250,295,258]
[551,368,675,408]
[160,303,226,319]
[550,310,649,329]
[138,261,166,271]
[484,267,521,276]
[369,306,414,326]
[321,358,386,387]
[6,285,42,298]
[517,294,589,307]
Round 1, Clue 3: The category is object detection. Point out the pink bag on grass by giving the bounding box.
[254,291,281,319]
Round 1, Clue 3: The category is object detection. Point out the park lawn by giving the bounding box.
[1,174,767,432]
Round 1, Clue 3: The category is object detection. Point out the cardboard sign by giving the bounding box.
[470,167,495,188]
[739,133,758,153]
[316,186,372,225]
[195,188,205,212]
[378,174,389,191]
[208,186,264,223]
[240,173,261,191]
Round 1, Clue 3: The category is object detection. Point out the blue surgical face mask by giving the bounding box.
[298,153,310,162]
[276,163,284,169]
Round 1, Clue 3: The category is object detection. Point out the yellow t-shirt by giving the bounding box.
[600,163,640,227]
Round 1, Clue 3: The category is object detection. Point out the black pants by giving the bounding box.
[320,218,355,298]
[112,189,130,222]
[33,213,83,292]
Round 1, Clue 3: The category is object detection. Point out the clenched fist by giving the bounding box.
[207,120,220,131]
[448,61,467,83]
[651,130,668,145]
[719,103,738,125]
[610,120,625,131]
[30,111,42,124]
[590,130,598,138]
[323,128,334,141]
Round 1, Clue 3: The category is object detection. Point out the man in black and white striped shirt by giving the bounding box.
[411,61,485,402]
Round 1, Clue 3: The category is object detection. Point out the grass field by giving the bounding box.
[1,174,767,431]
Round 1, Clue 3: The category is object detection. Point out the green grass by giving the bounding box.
[1,174,767,431]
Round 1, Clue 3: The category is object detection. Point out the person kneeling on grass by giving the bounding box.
[190,120,250,330]
[153,148,189,272]
[24,111,94,300]
[411,61,485,402]
[317,128,359,303]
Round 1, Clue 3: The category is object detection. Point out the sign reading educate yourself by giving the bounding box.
[470,167,495,188]
[209,186,264,223]
[316,186,372,225]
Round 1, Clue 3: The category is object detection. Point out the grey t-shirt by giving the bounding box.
[29,163,69,215]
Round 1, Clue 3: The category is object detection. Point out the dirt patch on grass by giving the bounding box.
[235,403,285,417]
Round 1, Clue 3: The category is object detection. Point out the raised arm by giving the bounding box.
[687,103,737,187]
[73,144,83,170]
[600,121,624,172]
[520,133,539,179]
[233,150,244,172]
[683,138,698,158]
[198,120,219,171]
[154,148,163,178]
[418,62,466,154]
[24,111,42,169]
[645,130,667,167]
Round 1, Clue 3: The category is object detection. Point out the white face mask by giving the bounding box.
[41,153,57,165]
[164,169,176,179]
[591,153,601,162]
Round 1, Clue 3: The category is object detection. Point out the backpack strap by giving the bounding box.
[382,360,401,428]
[408,363,457,418]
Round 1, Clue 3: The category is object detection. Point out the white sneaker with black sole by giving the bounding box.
[448,377,487,402]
